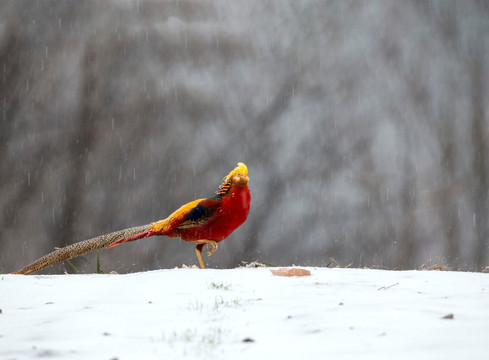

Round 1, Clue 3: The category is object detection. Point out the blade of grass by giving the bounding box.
[66,259,80,274]
[96,250,103,274]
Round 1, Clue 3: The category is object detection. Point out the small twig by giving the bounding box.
[377,282,399,291]
[326,257,339,268]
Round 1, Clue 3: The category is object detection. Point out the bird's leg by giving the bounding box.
[193,240,219,269]
[195,244,206,269]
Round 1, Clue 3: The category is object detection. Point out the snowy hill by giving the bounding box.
[1,268,488,360]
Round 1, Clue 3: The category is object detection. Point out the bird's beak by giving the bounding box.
[235,173,249,186]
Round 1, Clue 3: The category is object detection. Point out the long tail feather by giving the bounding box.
[12,225,150,275]
[105,229,155,249]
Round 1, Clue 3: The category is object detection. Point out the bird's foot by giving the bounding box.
[205,240,218,257]
[194,240,219,269]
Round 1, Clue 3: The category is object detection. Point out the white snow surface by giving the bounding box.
[1,267,488,360]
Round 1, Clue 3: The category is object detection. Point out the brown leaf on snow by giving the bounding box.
[270,268,311,277]
[442,313,454,319]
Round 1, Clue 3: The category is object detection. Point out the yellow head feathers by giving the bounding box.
[229,162,248,177]
[216,162,249,195]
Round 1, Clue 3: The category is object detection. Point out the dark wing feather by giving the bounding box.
[177,199,221,229]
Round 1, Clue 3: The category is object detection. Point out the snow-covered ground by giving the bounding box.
[1,267,488,360]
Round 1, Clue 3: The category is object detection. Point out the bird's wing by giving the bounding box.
[149,198,221,234]
[177,198,222,229]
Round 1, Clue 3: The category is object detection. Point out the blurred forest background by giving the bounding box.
[1,0,488,273]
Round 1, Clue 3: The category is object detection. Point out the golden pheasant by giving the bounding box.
[13,162,250,274]
[107,162,251,268]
